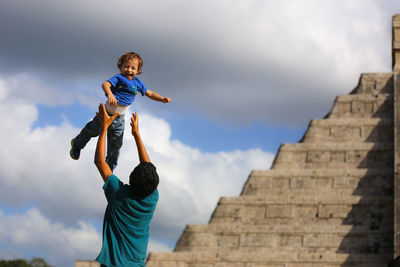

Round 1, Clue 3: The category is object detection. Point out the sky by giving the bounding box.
[0,0,399,266]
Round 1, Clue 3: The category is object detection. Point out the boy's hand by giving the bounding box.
[108,94,118,106]
[96,103,119,130]
[130,112,139,136]
[162,97,172,103]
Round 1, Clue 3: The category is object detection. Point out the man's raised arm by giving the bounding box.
[94,103,118,182]
[130,112,150,163]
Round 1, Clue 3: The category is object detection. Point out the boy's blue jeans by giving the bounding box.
[73,113,125,171]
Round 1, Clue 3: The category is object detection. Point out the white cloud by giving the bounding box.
[0,77,274,266]
[0,208,101,266]
[148,239,173,253]
[5,73,74,106]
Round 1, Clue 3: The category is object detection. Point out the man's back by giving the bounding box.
[96,174,159,267]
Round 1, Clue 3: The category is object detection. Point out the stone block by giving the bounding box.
[318,205,352,219]
[286,264,340,267]
[176,232,216,248]
[240,233,280,247]
[212,205,241,218]
[333,177,360,189]
[272,177,290,190]
[351,101,374,115]
[306,126,331,139]
[240,233,302,248]
[290,177,314,189]
[217,235,240,247]
[331,126,361,139]
[247,264,285,267]
[333,101,351,117]
[266,205,293,218]
[212,205,266,220]
[306,151,330,163]
[329,151,346,163]
[303,234,344,248]
[294,205,318,218]
[215,263,245,267]
[314,177,334,189]
[345,150,365,164]
[280,235,303,247]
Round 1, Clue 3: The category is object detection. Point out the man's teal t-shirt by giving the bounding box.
[96,174,159,267]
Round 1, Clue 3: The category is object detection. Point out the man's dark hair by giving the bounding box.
[388,256,400,267]
[129,162,159,198]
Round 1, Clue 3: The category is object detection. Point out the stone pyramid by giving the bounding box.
[146,14,400,267]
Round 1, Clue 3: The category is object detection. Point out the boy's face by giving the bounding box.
[120,58,140,80]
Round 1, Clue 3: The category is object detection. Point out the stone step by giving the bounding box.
[327,94,393,119]
[179,223,392,235]
[147,250,393,267]
[301,118,393,143]
[215,193,393,206]
[209,216,393,230]
[350,72,393,95]
[174,224,392,253]
[272,142,393,169]
[241,168,393,196]
[209,194,393,227]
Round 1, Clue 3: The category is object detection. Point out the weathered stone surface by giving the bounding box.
[394,15,400,71]
[146,250,392,266]
[272,143,393,169]
[328,94,393,118]
[302,118,393,143]
[242,169,393,196]
[350,73,394,95]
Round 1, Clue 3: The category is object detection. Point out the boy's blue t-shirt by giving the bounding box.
[96,174,159,267]
[107,74,148,106]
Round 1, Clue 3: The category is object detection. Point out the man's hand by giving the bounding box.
[96,103,119,131]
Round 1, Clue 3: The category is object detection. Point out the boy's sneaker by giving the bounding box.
[70,138,80,160]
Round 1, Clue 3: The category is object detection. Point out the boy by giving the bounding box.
[70,51,171,171]
[95,103,159,267]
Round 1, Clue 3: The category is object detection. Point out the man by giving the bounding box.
[94,103,159,267]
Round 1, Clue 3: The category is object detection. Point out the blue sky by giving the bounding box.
[33,102,305,153]
[0,0,399,266]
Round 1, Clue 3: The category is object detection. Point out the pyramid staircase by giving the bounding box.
[146,14,400,267]
[146,71,395,266]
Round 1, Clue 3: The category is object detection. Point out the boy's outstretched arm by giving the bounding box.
[145,89,172,103]
[94,103,119,182]
[130,112,150,163]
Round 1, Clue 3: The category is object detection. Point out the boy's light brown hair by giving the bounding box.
[117,51,143,75]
